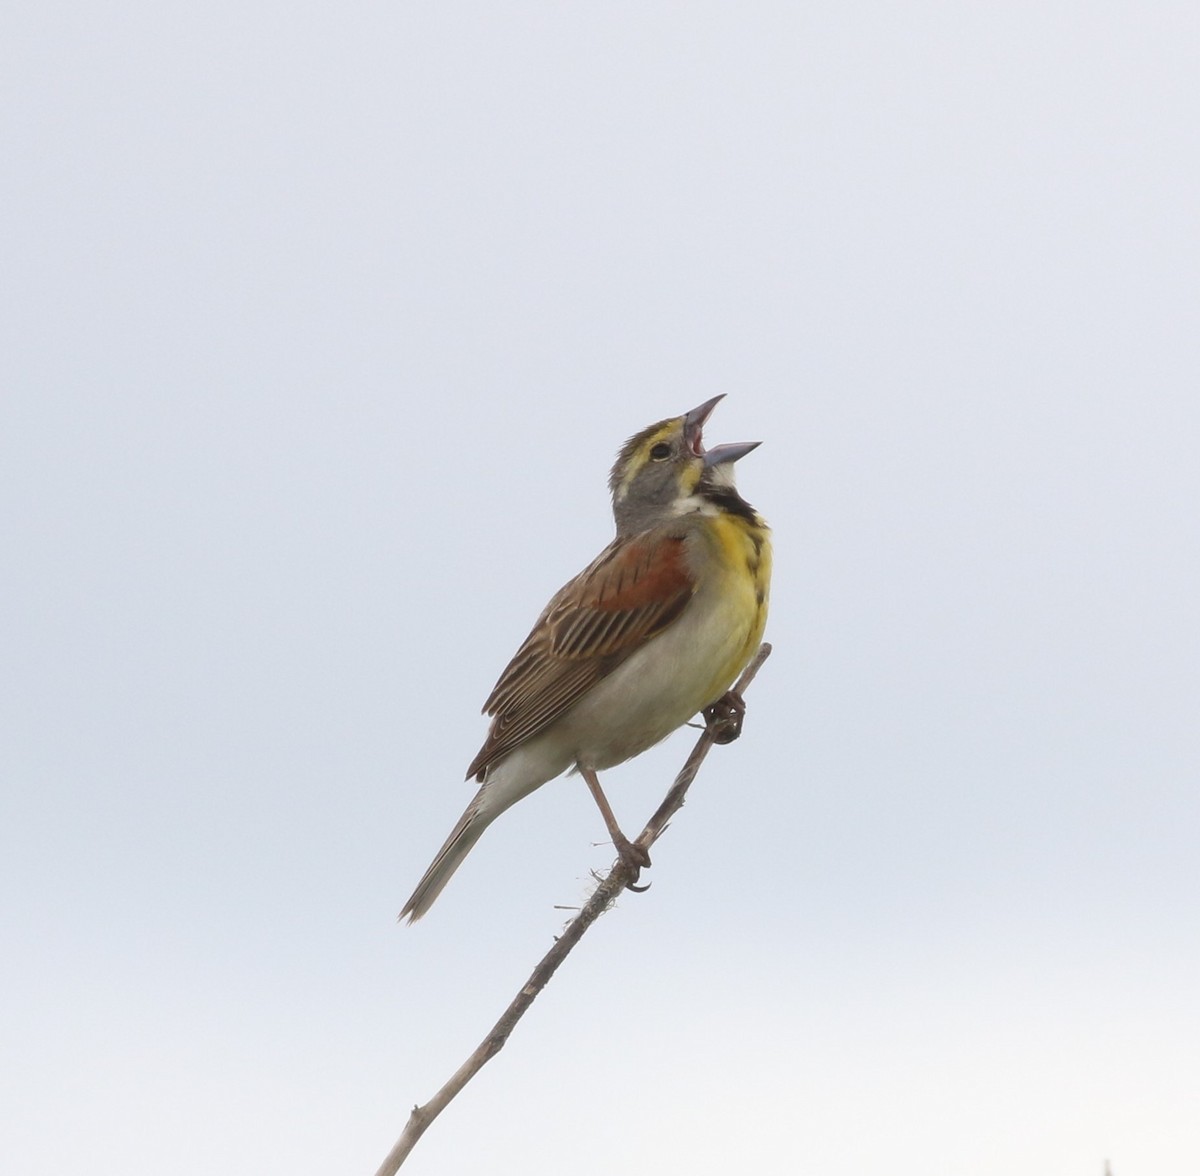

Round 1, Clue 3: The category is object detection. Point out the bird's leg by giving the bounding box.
[703,689,746,744]
[579,766,652,885]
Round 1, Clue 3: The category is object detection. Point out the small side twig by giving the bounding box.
[372,642,772,1176]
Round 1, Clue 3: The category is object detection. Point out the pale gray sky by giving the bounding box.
[3,3,1198,1174]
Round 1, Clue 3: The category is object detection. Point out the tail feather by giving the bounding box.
[402,746,566,922]
[400,803,493,923]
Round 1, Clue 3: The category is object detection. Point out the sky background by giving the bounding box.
[3,3,1198,1173]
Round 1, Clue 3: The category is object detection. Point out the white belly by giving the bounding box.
[553,579,757,770]
[473,556,764,825]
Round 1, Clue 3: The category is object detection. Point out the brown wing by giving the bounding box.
[464,531,695,780]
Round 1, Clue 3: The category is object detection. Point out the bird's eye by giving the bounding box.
[649,442,672,461]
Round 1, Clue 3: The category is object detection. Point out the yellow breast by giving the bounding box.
[554,508,771,771]
[694,510,772,699]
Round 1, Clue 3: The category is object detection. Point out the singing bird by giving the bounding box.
[401,396,771,921]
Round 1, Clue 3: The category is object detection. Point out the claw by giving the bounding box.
[612,834,652,892]
[613,834,651,870]
[703,689,746,744]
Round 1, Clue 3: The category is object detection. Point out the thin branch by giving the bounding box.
[372,642,773,1176]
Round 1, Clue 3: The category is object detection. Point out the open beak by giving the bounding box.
[703,440,761,467]
[682,395,761,467]
[683,395,725,455]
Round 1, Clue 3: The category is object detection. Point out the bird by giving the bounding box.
[400,395,771,922]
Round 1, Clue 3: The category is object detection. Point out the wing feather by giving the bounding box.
[465,531,694,780]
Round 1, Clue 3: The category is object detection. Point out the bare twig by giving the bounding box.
[372,643,773,1176]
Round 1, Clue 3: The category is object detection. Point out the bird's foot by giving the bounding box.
[703,690,746,744]
[613,834,652,892]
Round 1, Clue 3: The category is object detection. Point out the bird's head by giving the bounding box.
[609,395,761,535]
